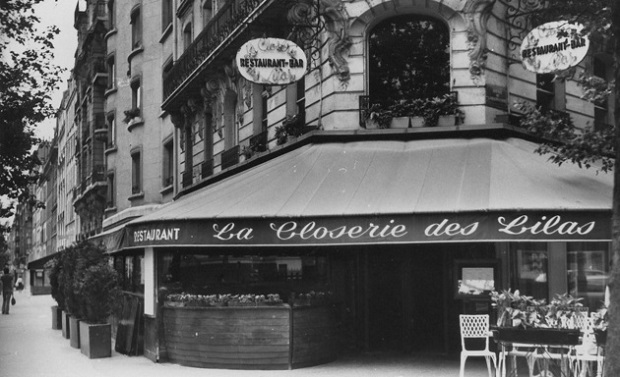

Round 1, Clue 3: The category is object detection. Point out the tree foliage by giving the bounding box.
[518,0,615,168]
[0,0,64,231]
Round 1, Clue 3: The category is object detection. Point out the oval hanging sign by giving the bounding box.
[236,38,307,85]
[520,21,589,74]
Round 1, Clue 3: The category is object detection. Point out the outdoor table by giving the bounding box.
[493,329,582,377]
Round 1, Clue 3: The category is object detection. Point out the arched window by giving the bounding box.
[368,15,450,106]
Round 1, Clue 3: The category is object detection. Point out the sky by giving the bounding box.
[32,0,79,141]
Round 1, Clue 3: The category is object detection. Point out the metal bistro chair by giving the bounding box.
[573,315,604,377]
[459,314,497,377]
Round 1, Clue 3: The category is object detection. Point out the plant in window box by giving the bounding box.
[364,103,393,129]
[282,114,304,137]
[240,145,254,160]
[290,291,333,307]
[123,108,141,123]
[422,93,463,127]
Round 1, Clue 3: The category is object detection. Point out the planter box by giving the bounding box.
[69,316,81,348]
[437,114,456,127]
[493,327,581,345]
[390,117,410,128]
[52,306,63,330]
[163,305,337,370]
[410,116,425,128]
[62,311,71,339]
[79,322,111,359]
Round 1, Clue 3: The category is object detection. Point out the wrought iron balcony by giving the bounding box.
[221,145,240,170]
[163,0,284,108]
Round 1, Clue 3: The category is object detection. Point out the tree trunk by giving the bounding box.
[604,1,620,376]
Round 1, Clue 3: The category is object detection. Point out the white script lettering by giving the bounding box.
[497,215,595,236]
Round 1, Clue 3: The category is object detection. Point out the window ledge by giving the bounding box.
[104,28,118,41]
[104,206,117,215]
[128,192,144,201]
[160,24,173,43]
[104,146,118,155]
[104,87,117,98]
[127,117,144,132]
[128,46,144,63]
[160,185,173,195]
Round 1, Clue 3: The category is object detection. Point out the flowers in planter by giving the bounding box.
[165,293,283,307]
[490,289,585,329]
[123,108,141,123]
[290,291,333,307]
[363,93,463,128]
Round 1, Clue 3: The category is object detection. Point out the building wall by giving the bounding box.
[103,0,176,231]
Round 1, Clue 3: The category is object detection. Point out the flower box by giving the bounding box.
[493,327,581,345]
[437,114,455,127]
[390,117,410,128]
[79,322,111,359]
[410,116,425,128]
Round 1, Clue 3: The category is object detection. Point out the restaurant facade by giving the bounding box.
[97,0,615,370]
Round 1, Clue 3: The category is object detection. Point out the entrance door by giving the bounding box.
[367,250,406,351]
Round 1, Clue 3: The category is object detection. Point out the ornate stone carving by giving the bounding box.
[320,0,353,82]
[461,0,497,83]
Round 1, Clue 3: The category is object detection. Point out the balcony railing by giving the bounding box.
[221,145,240,170]
[163,0,267,101]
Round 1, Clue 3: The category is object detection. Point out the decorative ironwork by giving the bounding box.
[163,0,266,101]
[502,0,544,63]
[221,145,240,170]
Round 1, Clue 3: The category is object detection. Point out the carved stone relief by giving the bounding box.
[461,0,497,83]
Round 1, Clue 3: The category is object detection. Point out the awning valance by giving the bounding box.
[124,137,614,247]
[27,252,60,270]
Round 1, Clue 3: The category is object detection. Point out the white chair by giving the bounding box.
[573,316,604,377]
[459,314,497,377]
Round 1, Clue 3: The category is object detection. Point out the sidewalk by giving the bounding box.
[0,293,495,377]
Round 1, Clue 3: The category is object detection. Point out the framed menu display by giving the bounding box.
[455,259,499,299]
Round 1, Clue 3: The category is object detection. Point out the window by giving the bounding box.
[106,171,115,208]
[296,79,306,124]
[202,1,212,28]
[261,86,268,131]
[162,0,173,32]
[536,73,555,111]
[106,112,116,147]
[368,15,450,107]
[511,243,549,301]
[183,23,192,51]
[131,150,142,194]
[223,90,238,149]
[131,7,142,49]
[162,57,173,97]
[131,78,141,112]
[567,242,610,311]
[108,0,115,29]
[163,139,174,187]
[106,55,115,89]
[593,57,610,130]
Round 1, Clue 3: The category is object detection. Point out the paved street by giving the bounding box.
[0,293,494,377]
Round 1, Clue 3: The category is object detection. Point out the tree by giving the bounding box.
[516,1,619,375]
[0,0,64,232]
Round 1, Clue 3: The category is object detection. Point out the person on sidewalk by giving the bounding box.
[1,267,15,314]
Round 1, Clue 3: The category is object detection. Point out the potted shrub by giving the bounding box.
[78,259,121,358]
[46,254,64,330]
[363,103,393,129]
[60,244,81,343]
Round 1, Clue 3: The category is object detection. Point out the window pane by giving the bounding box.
[511,243,549,300]
[369,15,450,106]
[567,242,610,310]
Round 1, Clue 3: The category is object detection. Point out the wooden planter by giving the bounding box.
[62,311,71,339]
[51,306,63,330]
[163,304,337,370]
[69,316,81,348]
[410,116,425,128]
[493,327,581,345]
[594,329,607,346]
[79,322,112,359]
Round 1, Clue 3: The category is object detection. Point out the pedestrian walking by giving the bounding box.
[14,276,24,292]
[1,267,15,314]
